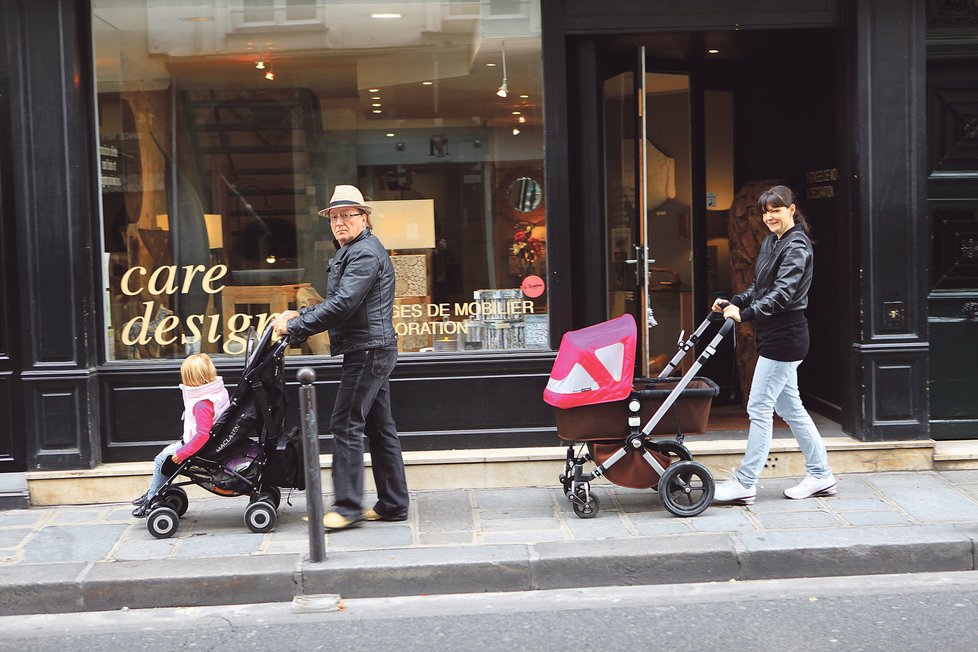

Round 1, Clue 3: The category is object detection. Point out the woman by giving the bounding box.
[712,185,835,504]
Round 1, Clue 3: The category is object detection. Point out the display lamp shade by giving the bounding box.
[368,199,436,250]
[156,213,223,249]
[204,214,223,249]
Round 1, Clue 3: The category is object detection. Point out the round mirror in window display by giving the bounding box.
[508,176,542,213]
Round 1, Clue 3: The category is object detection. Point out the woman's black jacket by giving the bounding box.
[730,224,814,361]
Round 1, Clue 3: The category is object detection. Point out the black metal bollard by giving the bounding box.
[297,367,326,563]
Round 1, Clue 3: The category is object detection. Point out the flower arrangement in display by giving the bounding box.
[510,222,543,266]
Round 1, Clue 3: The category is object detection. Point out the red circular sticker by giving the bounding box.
[521,274,545,298]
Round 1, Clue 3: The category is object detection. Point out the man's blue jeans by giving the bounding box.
[736,356,831,488]
[329,347,409,519]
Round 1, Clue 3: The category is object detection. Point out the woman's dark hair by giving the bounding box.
[756,185,814,242]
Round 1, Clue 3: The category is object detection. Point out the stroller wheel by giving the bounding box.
[650,440,692,463]
[146,506,180,539]
[251,486,281,510]
[572,490,600,519]
[162,487,189,517]
[244,500,278,533]
[658,461,715,518]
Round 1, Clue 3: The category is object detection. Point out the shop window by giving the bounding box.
[93,0,546,361]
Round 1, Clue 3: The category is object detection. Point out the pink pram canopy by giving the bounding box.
[543,314,637,409]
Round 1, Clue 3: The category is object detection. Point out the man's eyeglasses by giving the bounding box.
[329,212,365,223]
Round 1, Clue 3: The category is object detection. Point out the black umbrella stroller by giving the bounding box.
[143,326,305,539]
[544,312,735,518]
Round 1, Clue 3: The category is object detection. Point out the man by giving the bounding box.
[273,185,409,531]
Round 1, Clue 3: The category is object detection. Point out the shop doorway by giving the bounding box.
[598,28,847,427]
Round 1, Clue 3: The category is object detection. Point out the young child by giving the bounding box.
[132,353,230,517]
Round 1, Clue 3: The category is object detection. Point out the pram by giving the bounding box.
[143,326,305,539]
[544,313,735,518]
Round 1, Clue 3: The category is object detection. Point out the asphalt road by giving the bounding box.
[2,571,977,651]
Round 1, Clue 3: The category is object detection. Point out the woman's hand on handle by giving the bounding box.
[722,304,742,323]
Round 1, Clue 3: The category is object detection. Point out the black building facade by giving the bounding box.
[1,0,976,477]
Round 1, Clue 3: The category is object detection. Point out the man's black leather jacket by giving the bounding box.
[287,228,397,354]
[730,225,813,321]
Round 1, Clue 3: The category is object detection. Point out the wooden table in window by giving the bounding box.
[221,283,311,344]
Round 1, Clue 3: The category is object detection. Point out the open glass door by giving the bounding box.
[605,49,693,378]
[604,48,650,376]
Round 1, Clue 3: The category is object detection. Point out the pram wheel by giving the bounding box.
[244,500,278,533]
[650,440,692,463]
[657,460,715,518]
[251,486,281,510]
[162,487,189,517]
[572,489,600,519]
[146,506,180,539]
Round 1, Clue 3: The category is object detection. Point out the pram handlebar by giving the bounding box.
[641,316,734,436]
[656,313,735,379]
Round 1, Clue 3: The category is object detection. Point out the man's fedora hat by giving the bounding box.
[318,185,373,217]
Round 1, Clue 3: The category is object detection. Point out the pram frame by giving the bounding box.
[560,314,735,518]
[143,327,294,539]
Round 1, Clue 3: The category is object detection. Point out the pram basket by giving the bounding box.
[545,313,735,518]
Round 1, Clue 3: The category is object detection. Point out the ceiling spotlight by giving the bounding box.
[485,62,497,67]
[512,111,522,115]
[707,49,719,54]
[371,13,402,19]
[368,88,380,93]
[371,96,381,100]
[520,94,529,99]
[518,116,526,124]
[255,59,266,70]
[372,103,382,107]
[512,127,520,135]
[496,40,509,98]
[422,81,433,86]
[372,109,382,114]
[264,69,275,81]
[386,133,395,137]
[266,254,277,264]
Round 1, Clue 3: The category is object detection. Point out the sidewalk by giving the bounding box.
[3,469,978,616]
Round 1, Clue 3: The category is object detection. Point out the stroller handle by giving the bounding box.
[656,314,736,379]
[641,315,735,437]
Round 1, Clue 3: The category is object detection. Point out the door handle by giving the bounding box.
[963,302,978,321]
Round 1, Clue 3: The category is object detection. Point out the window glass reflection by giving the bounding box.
[94,1,547,360]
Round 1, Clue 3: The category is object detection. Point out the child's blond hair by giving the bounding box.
[181,353,218,387]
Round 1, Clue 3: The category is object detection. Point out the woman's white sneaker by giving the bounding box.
[712,477,756,504]
[783,473,837,499]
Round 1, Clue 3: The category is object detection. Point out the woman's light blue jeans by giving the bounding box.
[736,356,831,488]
